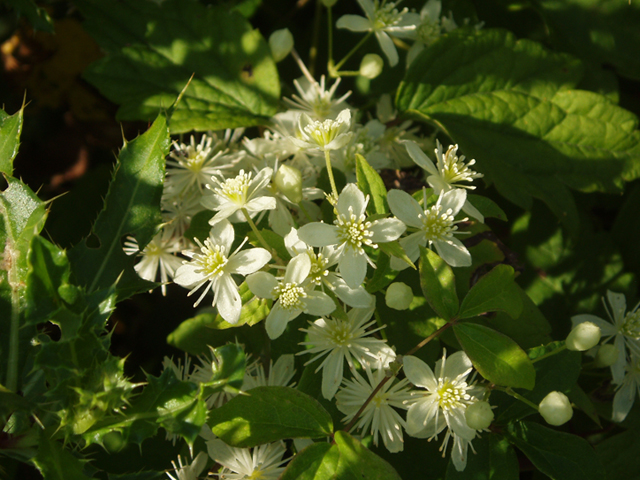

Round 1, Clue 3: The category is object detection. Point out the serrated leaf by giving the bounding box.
[68,115,169,298]
[355,154,389,215]
[76,0,279,133]
[506,421,605,480]
[208,386,333,447]
[0,106,23,176]
[445,435,519,480]
[397,29,640,232]
[32,428,90,480]
[454,323,535,389]
[419,246,458,320]
[458,265,522,319]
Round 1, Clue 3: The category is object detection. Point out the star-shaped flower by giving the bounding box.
[174,220,271,323]
[206,439,288,480]
[298,183,406,289]
[290,108,353,153]
[613,352,640,422]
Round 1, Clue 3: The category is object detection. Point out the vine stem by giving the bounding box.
[499,386,540,411]
[242,208,272,253]
[308,0,323,76]
[405,321,454,357]
[324,150,339,199]
[531,344,566,363]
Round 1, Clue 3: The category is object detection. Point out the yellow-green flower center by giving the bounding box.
[622,310,640,339]
[216,170,251,203]
[336,211,375,253]
[436,379,470,412]
[273,282,306,310]
[420,205,456,241]
[196,240,228,277]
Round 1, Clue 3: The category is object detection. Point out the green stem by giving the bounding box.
[501,387,540,411]
[309,0,323,76]
[532,344,567,363]
[331,32,373,75]
[324,149,339,199]
[242,208,272,253]
[7,287,20,392]
[405,321,454,357]
[327,5,333,73]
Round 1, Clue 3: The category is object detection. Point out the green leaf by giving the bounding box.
[454,323,535,389]
[419,246,458,320]
[77,0,279,133]
[68,115,169,298]
[534,0,640,80]
[397,29,640,232]
[356,154,389,215]
[0,106,23,176]
[205,344,246,397]
[458,265,523,319]
[3,0,54,32]
[378,241,415,270]
[365,252,398,294]
[507,421,606,480]
[596,429,640,479]
[32,428,91,480]
[282,432,402,480]
[467,194,507,221]
[445,434,519,480]
[208,386,333,447]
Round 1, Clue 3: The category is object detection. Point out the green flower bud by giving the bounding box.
[269,28,294,63]
[275,164,303,204]
[595,343,619,367]
[465,401,494,430]
[539,391,573,426]
[566,321,601,351]
[359,54,384,79]
[385,282,413,310]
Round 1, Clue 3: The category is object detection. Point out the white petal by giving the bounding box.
[404,356,437,390]
[322,352,344,400]
[266,302,297,339]
[209,219,235,251]
[376,31,398,66]
[284,228,306,256]
[434,238,472,267]
[298,222,340,247]
[387,189,423,228]
[246,271,277,299]
[336,14,372,32]
[303,291,336,316]
[226,248,271,275]
[612,381,636,422]
[391,232,425,270]
[370,218,406,243]
[404,140,437,175]
[607,291,627,325]
[443,351,473,380]
[285,253,311,284]
[406,398,441,436]
[422,0,442,19]
[244,195,277,213]
[451,435,470,472]
[462,199,484,223]
[215,274,242,324]
[332,276,375,308]
[339,247,367,289]
[174,264,203,287]
[357,0,376,19]
[338,183,367,218]
[440,189,466,215]
[247,167,273,197]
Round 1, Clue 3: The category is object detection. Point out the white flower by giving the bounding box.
[336,0,420,67]
[404,140,484,222]
[284,75,352,120]
[572,291,640,383]
[246,253,336,339]
[243,354,296,391]
[336,364,414,452]
[406,0,458,64]
[403,351,484,471]
[201,168,276,225]
[298,306,389,400]
[166,452,208,480]
[123,232,183,296]
[387,188,471,269]
[207,439,288,480]
[298,183,406,289]
[285,228,374,308]
[166,134,225,195]
[612,353,640,422]
[290,109,353,152]
[174,220,271,323]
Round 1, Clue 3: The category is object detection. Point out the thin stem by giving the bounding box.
[324,149,339,199]
[344,375,392,432]
[7,287,20,392]
[242,208,272,253]
[501,387,540,411]
[332,32,373,75]
[309,0,323,76]
[327,5,334,72]
[532,344,567,363]
[405,321,454,357]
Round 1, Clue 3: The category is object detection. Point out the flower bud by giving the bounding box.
[274,164,303,204]
[595,344,619,368]
[539,391,573,426]
[269,29,294,63]
[359,54,384,79]
[566,321,601,351]
[385,282,413,310]
[465,401,494,430]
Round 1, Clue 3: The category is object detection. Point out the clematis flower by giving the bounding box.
[284,75,352,120]
[572,290,640,384]
[166,452,208,480]
[404,140,484,222]
[289,108,353,153]
[612,352,640,422]
[298,305,388,400]
[206,439,288,480]
[387,188,471,269]
[174,220,271,323]
[246,253,336,339]
[406,0,459,65]
[336,0,420,67]
[201,167,276,225]
[298,183,406,289]
[403,351,485,471]
[243,354,297,391]
[336,363,414,452]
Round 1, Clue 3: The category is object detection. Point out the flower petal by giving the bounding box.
[434,237,471,267]
[174,264,203,288]
[403,355,438,391]
[322,351,344,400]
[209,219,235,251]
[246,271,278,299]
[443,351,473,380]
[404,140,437,175]
[370,218,406,243]
[226,248,271,275]
[303,291,336,316]
[331,276,375,308]
[338,183,367,218]
[336,14,372,32]
[285,253,312,284]
[387,189,423,228]
[266,302,297,339]
[376,31,398,66]
[215,274,242,324]
[339,247,367,289]
[612,380,636,422]
[298,222,340,247]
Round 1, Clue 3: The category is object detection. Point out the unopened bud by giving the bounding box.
[275,164,303,204]
[566,322,601,351]
[595,344,619,367]
[385,282,413,310]
[359,54,384,79]
[269,29,294,63]
[465,401,494,430]
[539,391,573,426]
